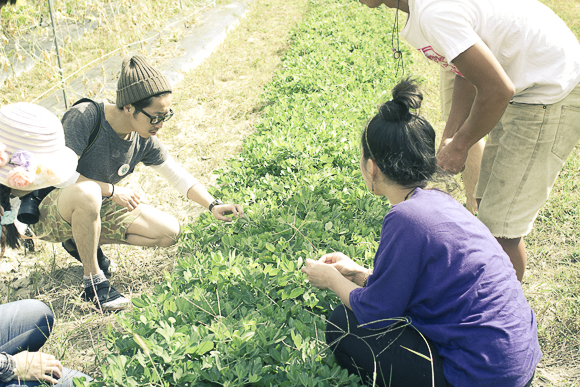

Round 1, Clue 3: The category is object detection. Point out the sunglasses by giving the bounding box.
[134,106,174,125]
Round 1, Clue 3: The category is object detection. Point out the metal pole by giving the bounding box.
[47,0,67,109]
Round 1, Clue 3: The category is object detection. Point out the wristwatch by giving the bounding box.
[208,199,224,212]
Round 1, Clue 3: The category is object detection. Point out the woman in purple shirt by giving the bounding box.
[301,79,541,387]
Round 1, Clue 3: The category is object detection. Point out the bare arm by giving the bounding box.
[437,41,515,173]
[440,74,477,143]
[301,258,360,309]
[326,271,360,310]
[76,174,113,196]
[185,183,214,210]
[150,158,243,221]
[186,183,244,222]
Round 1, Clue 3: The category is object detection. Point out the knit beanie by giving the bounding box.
[116,55,172,108]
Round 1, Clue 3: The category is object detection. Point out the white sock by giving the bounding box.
[84,270,106,289]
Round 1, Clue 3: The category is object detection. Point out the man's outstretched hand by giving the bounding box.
[211,203,244,222]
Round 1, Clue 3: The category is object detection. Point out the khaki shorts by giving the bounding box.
[33,188,142,243]
[439,70,580,237]
[475,83,580,238]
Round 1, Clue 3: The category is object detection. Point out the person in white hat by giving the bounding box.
[0,102,77,254]
[0,103,91,386]
[0,102,129,311]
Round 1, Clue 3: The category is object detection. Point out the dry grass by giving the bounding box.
[0,0,217,106]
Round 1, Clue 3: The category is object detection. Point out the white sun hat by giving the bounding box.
[0,103,78,190]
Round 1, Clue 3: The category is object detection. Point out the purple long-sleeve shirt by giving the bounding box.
[350,188,541,387]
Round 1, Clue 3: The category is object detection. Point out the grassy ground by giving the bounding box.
[0,0,579,385]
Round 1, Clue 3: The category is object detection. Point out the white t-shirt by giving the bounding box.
[401,0,580,104]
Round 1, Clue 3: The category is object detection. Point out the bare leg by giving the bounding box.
[57,182,102,276]
[474,197,528,282]
[496,237,527,282]
[100,204,180,248]
[55,182,128,310]
[462,138,485,214]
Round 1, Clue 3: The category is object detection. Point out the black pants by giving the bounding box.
[326,306,536,387]
[325,305,452,387]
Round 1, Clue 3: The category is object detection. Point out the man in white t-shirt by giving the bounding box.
[359,0,580,281]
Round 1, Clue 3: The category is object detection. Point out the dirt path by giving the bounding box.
[0,0,309,376]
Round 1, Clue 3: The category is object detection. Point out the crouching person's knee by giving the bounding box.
[58,181,102,221]
[76,181,103,199]
[158,218,181,247]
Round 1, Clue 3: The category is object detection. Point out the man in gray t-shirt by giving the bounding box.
[33,55,243,312]
[63,100,169,185]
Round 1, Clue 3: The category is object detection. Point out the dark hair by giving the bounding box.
[0,184,22,258]
[0,0,17,8]
[361,78,437,188]
[131,91,172,117]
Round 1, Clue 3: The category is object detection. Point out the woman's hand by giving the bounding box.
[111,186,141,211]
[301,258,343,290]
[301,256,362,309]
[319,252,370,286]
[13,351,62,385]
[211,204,244,222]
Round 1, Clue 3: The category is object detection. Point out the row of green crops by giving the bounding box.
[78,0,415,385]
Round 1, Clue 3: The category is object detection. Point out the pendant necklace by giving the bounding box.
[391,0,405,77]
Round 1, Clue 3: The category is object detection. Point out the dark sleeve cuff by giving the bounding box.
[0,352,17,382]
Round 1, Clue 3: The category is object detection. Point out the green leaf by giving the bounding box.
[195,341,214,355]
[240,331,256,341]
[131,298,146,308]
[288,288,304,299]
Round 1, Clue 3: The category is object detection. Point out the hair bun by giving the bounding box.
[362,77,435,187]
[378,78,423,122]
[378,100,408,122]
[392,77,423,110]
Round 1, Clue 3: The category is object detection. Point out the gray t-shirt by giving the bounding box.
[62,101,168,185]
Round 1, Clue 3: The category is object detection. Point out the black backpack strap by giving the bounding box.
[72,98,102,157]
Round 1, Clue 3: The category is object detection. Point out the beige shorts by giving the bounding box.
[439,71,580,237]
[475,83,580,238]
[33,188,142,243]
